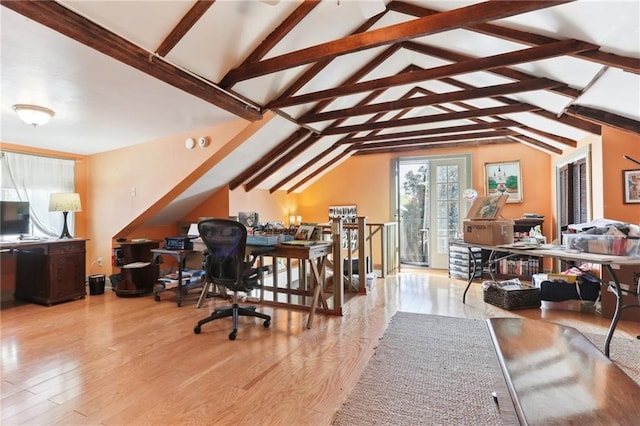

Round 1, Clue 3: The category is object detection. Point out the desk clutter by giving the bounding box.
[482,268,603,312]
[532,268,601,313]
[156,269,206,290]
[563,220,640,257]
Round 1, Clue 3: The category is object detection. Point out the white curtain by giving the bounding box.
[1,152,76,238]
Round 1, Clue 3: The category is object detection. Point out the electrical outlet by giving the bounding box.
[97,257,103,267]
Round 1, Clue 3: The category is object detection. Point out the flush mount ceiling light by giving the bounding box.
[12,104,55,127]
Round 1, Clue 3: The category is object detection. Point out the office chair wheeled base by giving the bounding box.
[193,303,271,340]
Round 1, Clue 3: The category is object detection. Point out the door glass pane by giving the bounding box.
[398,162,429,265]
[436,165,460,255]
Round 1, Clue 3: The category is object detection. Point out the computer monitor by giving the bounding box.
[0,200,30,235]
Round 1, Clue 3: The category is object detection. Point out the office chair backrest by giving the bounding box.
[198,219,247,289]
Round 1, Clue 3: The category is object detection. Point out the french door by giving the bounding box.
[393,155,471,269]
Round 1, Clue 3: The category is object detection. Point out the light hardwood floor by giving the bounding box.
[1,269,639,426]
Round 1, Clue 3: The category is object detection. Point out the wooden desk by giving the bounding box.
[0,239,86,305]
[461,242,640,356]
[258,242,333,329]
[488,317,640,425]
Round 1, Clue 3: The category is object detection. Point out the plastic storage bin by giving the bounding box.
[562,234,639,256]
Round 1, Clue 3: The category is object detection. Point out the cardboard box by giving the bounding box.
[463,219,514,245]
[463,195,513,245]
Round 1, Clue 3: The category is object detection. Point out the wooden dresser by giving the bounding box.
[1,239,87,306]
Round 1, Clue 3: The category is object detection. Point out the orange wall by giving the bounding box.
[85,117,252,274]
[185,186,230,223]
[298,142,554,237]
[229,187,297,225]
[601,127,640,223]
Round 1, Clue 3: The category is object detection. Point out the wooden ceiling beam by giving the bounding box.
[286,151,351,194]
[299,78,563,123]
[266,75,422,193]
[244,134,321,192]
[565,106,640,135]
[224,1,572,83]
[427,79,578,147]
[388,1,639,74]
[220,0,321,88]
[389,85,568,154]
[270,44,401,112]
[270,146,348,193]
[260,34,406,193]
[155,0,215,57]
[508,135,563,155]
[2,0,262,121]
[338,121,521,144]
[500,99,602,135]
[517,125,577,148]
[269,39,595,108]
[352,138,515,156]
[228,128,311,190]
[429,77,599,136]
[401,41,580,99]
[346,129,518,151]
[239,5,388,101]
[322,104,539,135]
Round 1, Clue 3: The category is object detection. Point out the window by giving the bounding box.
[556,148,590,233]
[0,152,76,237]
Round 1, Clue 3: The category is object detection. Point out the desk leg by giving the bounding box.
[317,257,329,310]
[603,264,636,357]
[196,281,212,308]
[462,246,477,304]
[306,256,328,329]
[176,268,184,307]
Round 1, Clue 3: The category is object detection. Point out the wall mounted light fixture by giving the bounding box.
[13,104,55,127]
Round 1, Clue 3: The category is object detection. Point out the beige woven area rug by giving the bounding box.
[332,312,639,426]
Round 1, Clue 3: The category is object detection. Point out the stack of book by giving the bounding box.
[157,269,205,289]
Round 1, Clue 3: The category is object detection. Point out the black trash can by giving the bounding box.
[88,274,106,295]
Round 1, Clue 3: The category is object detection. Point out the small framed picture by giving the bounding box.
[623,169,640,204]
[238,212,259,227]
[484,161,522,203]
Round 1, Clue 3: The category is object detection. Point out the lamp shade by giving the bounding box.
[187,223,200,237]
[49,193,82,212]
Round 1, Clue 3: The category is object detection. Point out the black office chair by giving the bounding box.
[193,218,271,340]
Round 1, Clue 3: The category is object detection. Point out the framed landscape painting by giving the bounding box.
[484,161,522,203]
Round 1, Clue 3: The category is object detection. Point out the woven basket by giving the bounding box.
[483,282,541,310]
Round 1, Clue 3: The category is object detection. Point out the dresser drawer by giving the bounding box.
[49,240,85,254]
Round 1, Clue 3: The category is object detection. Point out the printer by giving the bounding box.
[164,236,193,250]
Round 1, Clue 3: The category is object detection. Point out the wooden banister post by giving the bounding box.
[332,217,344,311]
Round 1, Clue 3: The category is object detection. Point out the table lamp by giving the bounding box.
[49,193,82,238]
[187,223,200,238]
